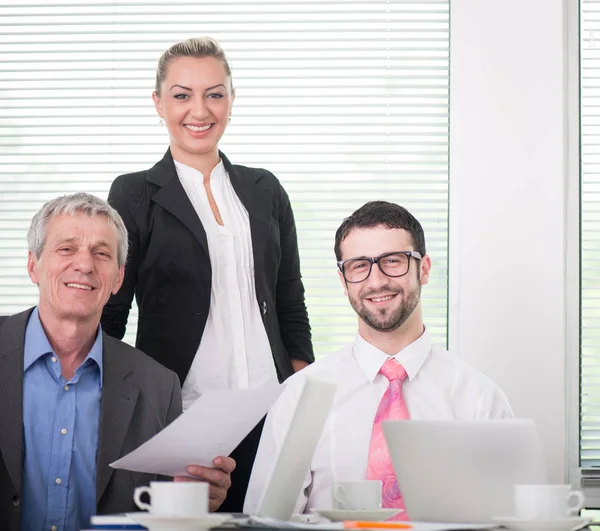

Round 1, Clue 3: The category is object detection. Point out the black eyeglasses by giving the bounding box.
[337,251,422,283]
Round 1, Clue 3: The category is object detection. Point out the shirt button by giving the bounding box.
[51,357,57,363]
[12,494,19,507]
[63,385,69,391]
[55,478,62,485]
[60,428,67,435]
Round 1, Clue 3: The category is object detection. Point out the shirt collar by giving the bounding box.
[352,327,432,383]
[174,159,226,183]
[24,307,104,384]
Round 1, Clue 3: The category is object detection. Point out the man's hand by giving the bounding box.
[174,456,236,512]
[291,358,309,372]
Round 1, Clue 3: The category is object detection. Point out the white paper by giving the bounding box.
[110,385,283,477]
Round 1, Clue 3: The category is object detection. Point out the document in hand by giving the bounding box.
[110,385,283,477]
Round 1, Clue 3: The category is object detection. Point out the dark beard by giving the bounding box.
[352,284,421,332]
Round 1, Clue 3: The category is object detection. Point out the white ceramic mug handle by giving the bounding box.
[134,486,152,512]
[332,485,347,510]
[566,490,585,516]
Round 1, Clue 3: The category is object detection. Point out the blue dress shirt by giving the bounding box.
[21,308,103,531]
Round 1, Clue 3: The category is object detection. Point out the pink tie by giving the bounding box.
[366,358,410,520]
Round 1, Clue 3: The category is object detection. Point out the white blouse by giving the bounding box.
[175,160,279,410]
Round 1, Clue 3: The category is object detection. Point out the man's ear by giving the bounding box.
[112,264,125,295]
[27,250,39,285]
[419,254,432,285]
[338,269,348,296]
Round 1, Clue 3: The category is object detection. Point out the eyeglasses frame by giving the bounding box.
[337,251,423,283]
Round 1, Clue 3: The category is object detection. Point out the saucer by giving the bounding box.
[491,516,591,531]
[311,508,403,522]
[125,512,231,531]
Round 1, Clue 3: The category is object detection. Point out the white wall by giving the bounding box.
[449,0,571,483]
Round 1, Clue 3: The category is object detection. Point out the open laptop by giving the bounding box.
[255,376,337,521]
[383,419,547,523]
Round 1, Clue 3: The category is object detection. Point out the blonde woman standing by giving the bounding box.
[101,37,314,511]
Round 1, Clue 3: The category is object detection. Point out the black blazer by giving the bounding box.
[101,149,314,385]
[0,309,182,531]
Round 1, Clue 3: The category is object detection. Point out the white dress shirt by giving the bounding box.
[244,328,514,514]
[176,160,278,410]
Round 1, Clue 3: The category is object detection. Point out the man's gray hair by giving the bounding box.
[27,192,129,267]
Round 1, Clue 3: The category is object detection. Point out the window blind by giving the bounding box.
[0,0,449,356]
[582,0,600,467]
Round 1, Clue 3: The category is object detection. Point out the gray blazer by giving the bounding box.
[0,308,182,531]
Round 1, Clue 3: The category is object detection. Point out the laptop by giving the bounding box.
[383,419,547,523]
[255,376,337,521]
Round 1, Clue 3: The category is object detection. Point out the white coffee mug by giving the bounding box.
[133,481,209,517]
[514,484,585,520]
[331,480,382,511]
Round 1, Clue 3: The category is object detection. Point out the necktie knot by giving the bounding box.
[380,358,408,383]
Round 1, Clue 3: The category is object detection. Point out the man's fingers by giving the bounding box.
[212,456,236,474]
[186,464,231,489]
[175,461,234,512]
[209,484,227,499]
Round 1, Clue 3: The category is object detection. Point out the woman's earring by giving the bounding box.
[158,117,164,125]
[228,115,232,124]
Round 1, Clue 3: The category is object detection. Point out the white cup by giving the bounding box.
[133,481,209,517]
[331,480,382,511]
[514,484,585,520]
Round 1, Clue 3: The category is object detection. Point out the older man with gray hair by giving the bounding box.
[0,193,235,531]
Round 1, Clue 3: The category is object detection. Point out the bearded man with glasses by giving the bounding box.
[244,201,514,518]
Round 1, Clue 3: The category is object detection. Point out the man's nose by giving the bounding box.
[365,261,389,288]
[71,251,94,274]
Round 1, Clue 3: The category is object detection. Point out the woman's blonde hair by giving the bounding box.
[154,36,232,95]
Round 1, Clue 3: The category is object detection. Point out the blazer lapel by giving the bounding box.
[96,336,139,505]
[146,149,209,256]
[0,310,31,493]
[222,152,273,266]
[146,149,273,265]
